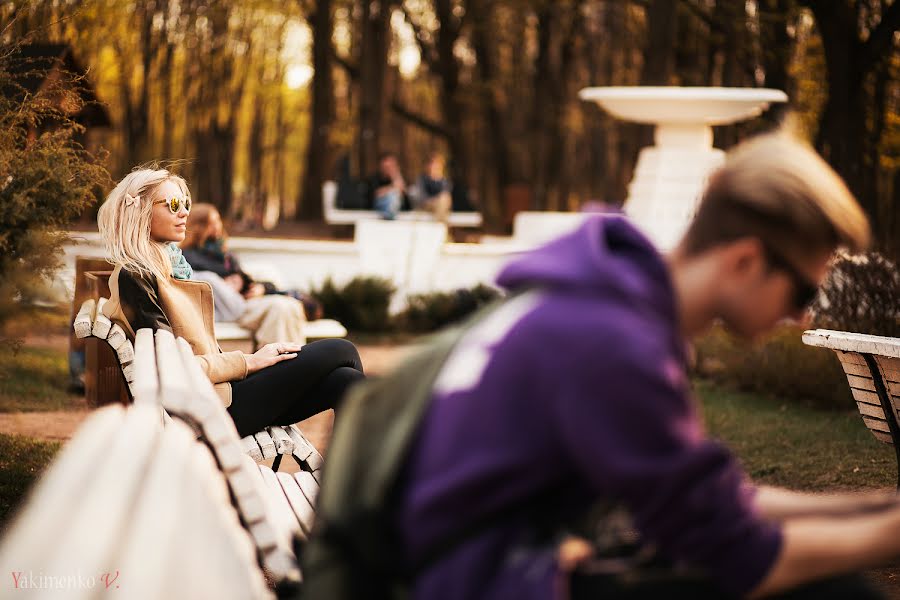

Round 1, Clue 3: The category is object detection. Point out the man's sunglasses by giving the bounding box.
[154,196,192,215]
[763,245,820,311]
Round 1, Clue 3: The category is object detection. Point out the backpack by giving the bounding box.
[299,301,506,600]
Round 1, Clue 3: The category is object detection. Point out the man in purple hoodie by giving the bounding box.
[389,133,900,599]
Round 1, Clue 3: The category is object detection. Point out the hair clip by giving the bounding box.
[124,193,141,208]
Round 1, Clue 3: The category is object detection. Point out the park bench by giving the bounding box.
[0,403,275,599]
[322,180,483,228]
[73,297,325,475]
[802,329,900,488]
[0,325,320,596]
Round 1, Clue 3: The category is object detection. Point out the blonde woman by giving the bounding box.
[97,167,364,437]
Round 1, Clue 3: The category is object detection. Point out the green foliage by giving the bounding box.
[0,433,60,531]
[398,284,502,333]
[813,252,900,338]
[0,345,79,412]
[694,323,851,411]
[0,48,109,330]
[312,276,396,332]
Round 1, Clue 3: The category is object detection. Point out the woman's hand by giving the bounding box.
[244,342,302,375]
[244,282,266,299]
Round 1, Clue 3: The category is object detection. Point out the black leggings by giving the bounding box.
[227,338,365,438]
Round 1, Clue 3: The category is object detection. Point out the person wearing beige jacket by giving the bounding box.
[97,166,364,437]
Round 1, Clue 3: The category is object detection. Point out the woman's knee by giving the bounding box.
[307,338,363,371]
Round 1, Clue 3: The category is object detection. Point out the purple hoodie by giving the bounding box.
[395,215,781,599]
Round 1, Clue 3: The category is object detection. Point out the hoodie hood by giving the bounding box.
[497,214,675,320]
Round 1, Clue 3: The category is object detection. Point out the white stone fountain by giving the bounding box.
[578,86,788,250]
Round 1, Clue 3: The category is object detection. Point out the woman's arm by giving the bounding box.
[117,269,172,332]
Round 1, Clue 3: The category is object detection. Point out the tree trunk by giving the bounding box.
[356,0,392,179]
[300,0,335,221]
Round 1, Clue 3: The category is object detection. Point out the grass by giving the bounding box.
[0,433,60,531]
[0,346,83,412]
[696,379,896,491]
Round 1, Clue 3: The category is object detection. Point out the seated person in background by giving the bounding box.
[369,152,406,220]
[182,202,322,317]
[411,152,452,223]
[97,167,364,437]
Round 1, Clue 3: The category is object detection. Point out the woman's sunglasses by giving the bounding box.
[154,196,192,215]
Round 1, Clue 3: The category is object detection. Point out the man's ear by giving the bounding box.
[722,237,767,280]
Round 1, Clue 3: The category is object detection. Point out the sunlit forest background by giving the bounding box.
[2,1,899,249]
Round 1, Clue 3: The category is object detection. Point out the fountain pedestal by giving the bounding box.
[578,87,787,250]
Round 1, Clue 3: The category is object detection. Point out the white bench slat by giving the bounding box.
[242,435,264,462]
[41,405,162,582]
[269,426,295,454]
[117,339,135,364]
[113,418,196,597]
[258,464,304,542]
[0,405,126,569]
[73,298,95,338]
[255,429,277,460]
[277,471,315,536]
[107,323,127,350]
[182,434,272,599]
[241,456,292,558]
[91,297,113,338]
[294,470,320,508]
[802,329,900,359]
[287,426,324,472]
[131,329,159,406]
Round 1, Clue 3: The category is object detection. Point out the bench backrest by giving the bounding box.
[0,403,272,599]
[137,328,302,585]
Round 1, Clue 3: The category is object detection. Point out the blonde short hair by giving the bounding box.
[97,167,191,283]
[682,132,870,259]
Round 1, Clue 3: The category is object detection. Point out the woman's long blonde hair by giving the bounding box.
[97,167,191,283]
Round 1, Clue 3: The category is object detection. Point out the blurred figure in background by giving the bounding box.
[411,151,452,224]
[369,152,406,220]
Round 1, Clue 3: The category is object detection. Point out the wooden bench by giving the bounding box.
[0,403,274,599]
[73,298,325,477]
[802,328,900,487]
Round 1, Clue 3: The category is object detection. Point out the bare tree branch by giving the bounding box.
[332,49,359,79]
[679,0,726,34]
[390,99,448,138]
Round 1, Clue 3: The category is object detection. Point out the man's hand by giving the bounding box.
[244,342,301,375]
